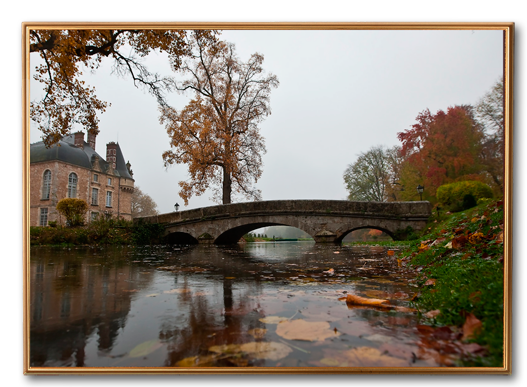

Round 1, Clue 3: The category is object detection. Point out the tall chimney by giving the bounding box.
[106,142,118,170]
[73,131,84,148]
[87,131,97,150]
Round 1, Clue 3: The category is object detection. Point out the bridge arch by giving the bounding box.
[335,226,395,244]
[214,222,313,245]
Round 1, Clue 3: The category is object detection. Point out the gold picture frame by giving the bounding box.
[22,22,514,375]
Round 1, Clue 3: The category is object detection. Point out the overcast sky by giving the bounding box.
[30,29,503,213]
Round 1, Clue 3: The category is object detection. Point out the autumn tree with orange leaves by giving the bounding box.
[30,29,218,146]
[396,105,485,201]
[161,38,279,205]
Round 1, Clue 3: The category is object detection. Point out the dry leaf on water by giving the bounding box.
[129,340,163,358]
[276,319,339,341]
[321,347,407,367]
[175,354,217,367]
[345,293,391,308]
[259,316,289,324]
[209,341,292,361]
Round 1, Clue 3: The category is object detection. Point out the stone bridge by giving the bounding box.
[136,200,431,245]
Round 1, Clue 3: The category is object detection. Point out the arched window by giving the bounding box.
[42,170,51,200]
[68,173,78,198]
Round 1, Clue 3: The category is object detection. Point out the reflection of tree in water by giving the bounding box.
[158,246,268,366]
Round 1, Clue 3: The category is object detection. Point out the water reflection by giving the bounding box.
[29,243,447,367]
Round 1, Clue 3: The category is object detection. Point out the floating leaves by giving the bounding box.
[259,316,289,324]
[275,319,339,341]
[209,341,292,361]
[320,347,408,367]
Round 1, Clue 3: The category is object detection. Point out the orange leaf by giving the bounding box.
[452,235,468,249]
[346,293,391,307]
[387,250,395,256]
[462,312,482,341]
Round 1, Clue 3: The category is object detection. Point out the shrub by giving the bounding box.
[436,181,493,212]
[56,198,89,227]
[132,221,165,245]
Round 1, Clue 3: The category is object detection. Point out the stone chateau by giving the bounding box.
[30,131,135,226]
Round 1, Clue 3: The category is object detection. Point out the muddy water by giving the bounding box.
[29,242,444,368]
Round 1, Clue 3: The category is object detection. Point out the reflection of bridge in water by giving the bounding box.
[136,200,432,245]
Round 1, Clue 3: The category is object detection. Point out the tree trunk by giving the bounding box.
[222,166,232,204]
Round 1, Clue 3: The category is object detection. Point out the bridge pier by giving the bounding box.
[313,230,339,244]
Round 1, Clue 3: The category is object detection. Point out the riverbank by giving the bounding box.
[30,218,165,246]
[401,200,504,366]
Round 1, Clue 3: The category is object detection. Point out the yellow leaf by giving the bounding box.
[275,319,339,341]
[129,340,163,358]
[259,316,289,324]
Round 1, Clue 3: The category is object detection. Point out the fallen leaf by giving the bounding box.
[345,293,391,308]
[276,319,339,341]
[209,342,292,361]
[224,277,236,280]
[445,241,453,249]
[452,235,468,249]
[387,250,395,256]
[129,340,163,358]
[341,347,408,367]
[145,293,159,297]
[175,354,217,367]
[363,334,394,343]
[323,268,335,274]
[424,278,436,286]
[259,316,289,324]
[239,342,292,360]
[462,312,482,341]
[247,328,267,339]
[495,231,503,243]
[424,310,441,319]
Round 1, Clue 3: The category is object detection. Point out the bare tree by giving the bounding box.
[131,186,159,218]
[475,77,504,191]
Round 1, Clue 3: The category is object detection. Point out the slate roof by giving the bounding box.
[30,134,134,180]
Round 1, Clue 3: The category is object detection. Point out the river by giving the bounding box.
[29,242,452,368]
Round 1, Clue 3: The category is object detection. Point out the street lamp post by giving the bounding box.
[416,185,424,201]
[174,203,180,212]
